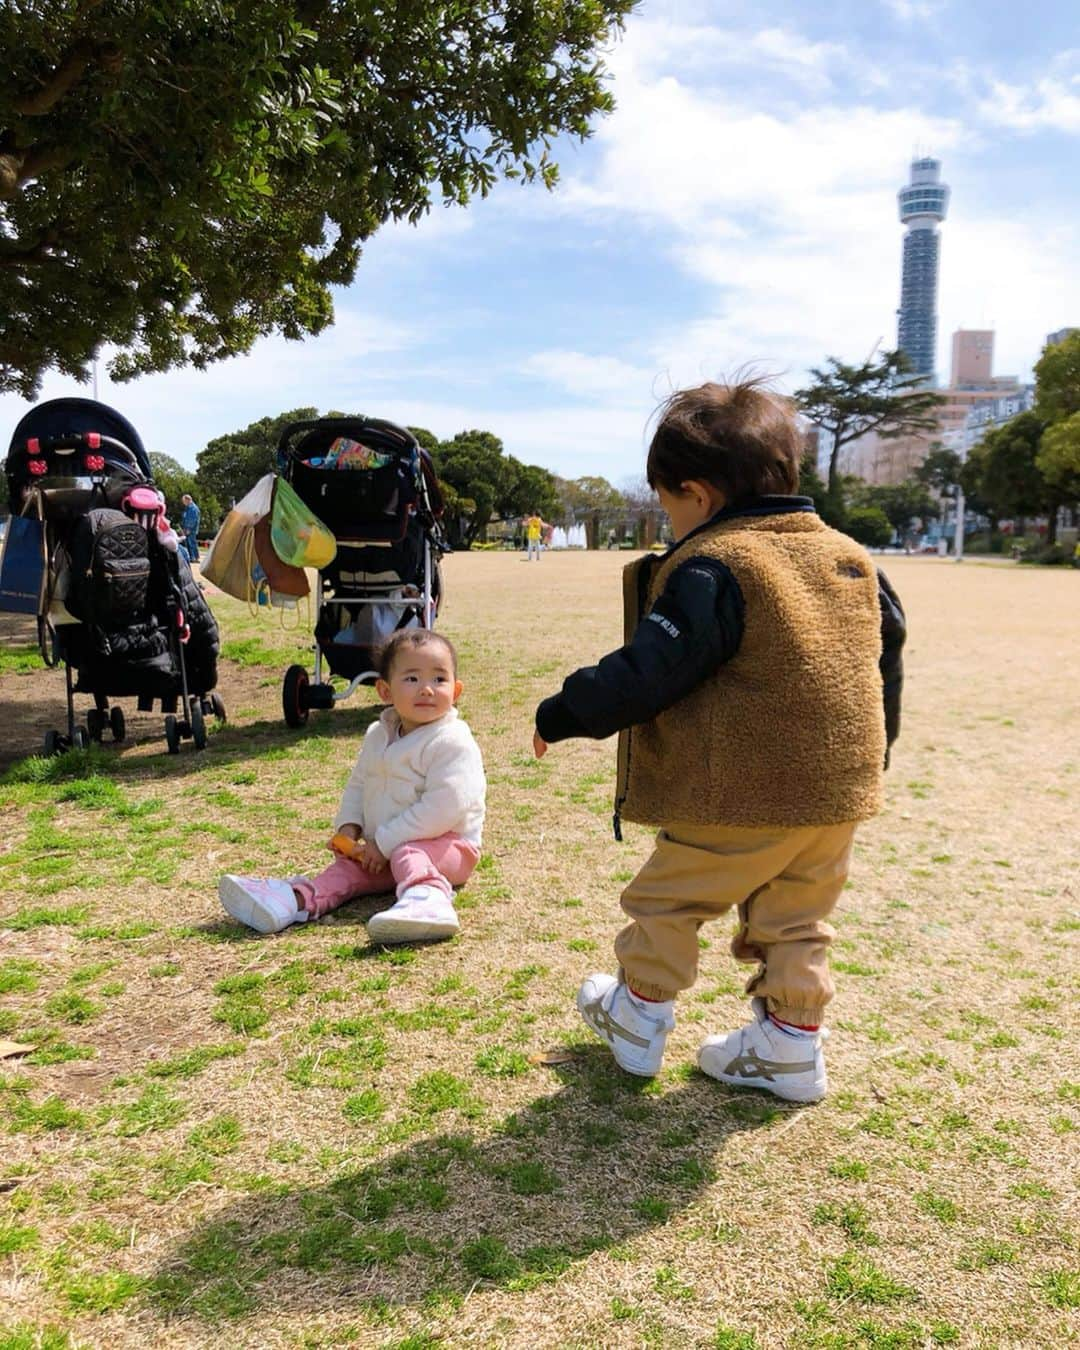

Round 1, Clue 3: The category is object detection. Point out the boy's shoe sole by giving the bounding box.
[366,908,460,945]
[218,875,297,935]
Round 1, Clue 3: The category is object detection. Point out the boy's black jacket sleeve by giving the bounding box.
[877,567,906,758]
[535,559,745,743]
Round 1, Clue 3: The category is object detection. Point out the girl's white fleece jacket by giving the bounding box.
[334,707,486,858]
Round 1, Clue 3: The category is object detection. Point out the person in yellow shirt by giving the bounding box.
[524,511,548,561]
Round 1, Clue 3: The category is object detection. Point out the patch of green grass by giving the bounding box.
[824,1251,913,1306]
[474,1045,530,1078]
[6,1094,86,1134]
[43,991,100,1025]
[1039,1268,1080,1309]
[0,904,91,931]
[343,1090,385,1124]
[712,1329,758,1350]
[220,637,285,667]
[0,958,40,994]
[460,1236,520,1281]
[26,1040,95,1066]
[828,1156,870,1181]
[0,644,45,676]
[915,1190,958,1222]
[634,1195,671,1223]
[0,1326,75,1350]
[147,1042,246,1079]
[0,1221,39,1255]
[111,1084,186,1137]
[505,1160,560,1195]
[188,1114,243,1155]
[60,1270,145,1314]
[407,1071,477,1117]
[958,1240,1016,1270]
[813,1202,876,1244]
[75,920,158,941]
[145,1152,215,1201]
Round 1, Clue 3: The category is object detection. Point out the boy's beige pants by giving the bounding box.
[615,820,858,1025]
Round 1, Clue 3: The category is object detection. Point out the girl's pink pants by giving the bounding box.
[293,833,479,920]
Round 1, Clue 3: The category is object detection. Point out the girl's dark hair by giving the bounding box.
[377,628,458,681]
[646,375,803,505]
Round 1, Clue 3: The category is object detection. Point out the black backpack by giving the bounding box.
[66,508,151,628]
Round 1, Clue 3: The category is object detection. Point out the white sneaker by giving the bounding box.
[698,998,828,1103]
[218,875,305,934]
[576,972,674,1077]
[366,885,460,945]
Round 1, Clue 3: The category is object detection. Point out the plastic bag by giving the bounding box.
[270,477,336,569]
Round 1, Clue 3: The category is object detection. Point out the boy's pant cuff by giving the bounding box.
[765,998,827,1027]
[620,970,678,1003]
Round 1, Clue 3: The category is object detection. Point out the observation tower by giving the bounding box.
[896,157,949,384]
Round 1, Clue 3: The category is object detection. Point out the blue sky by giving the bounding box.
[3,0,1078,484]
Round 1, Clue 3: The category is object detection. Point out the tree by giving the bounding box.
[1036,414,1080,517]
[1034,330,1080,423]
[795,350,945,499]
[148,452,222,534]
[555,475,625,548]
[1,2,637,398]
[843,506,893,548]
[851,480,939,534]
[195,407,317,508]
[962,411,1053,536]
[432,430,513,548]
[914,446,963,494]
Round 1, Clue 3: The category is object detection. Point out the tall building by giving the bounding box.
[897,157,950,382]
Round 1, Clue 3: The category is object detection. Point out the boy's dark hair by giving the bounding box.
[646,375,802,505]
[377,628,458,681]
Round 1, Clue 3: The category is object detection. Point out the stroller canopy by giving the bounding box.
[7,398,153,481]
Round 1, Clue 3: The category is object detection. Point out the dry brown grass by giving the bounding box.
[0,551,1077,1350]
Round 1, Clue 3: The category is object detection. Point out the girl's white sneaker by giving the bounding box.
[218,875,305,934]
[697,998,828,1102]
[366,885,459,944]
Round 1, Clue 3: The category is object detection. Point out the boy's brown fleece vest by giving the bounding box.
[617,511,886,830]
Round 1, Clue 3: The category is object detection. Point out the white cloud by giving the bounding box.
[882,0,941,20]
[978,66,1080,133]
[520,350,653,401]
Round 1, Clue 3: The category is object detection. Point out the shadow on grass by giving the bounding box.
[0,702,384,785]
[148,1054,799,1322]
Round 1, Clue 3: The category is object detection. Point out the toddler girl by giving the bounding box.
[218,629,485,944]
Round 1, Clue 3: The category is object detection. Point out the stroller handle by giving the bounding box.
[10,432,143,473]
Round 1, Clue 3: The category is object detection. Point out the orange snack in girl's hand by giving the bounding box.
[330,832,364,860]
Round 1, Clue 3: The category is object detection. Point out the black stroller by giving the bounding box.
[274,417,447,727]
[3,398,224,755]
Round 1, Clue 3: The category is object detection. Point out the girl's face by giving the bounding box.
[376,644,462,732]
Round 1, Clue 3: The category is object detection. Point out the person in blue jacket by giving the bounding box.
[180,493,201,564]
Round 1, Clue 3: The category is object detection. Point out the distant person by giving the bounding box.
[533,376,905,1102]
[180,493,201,564]
[524,511,548,562]
[218,630,486,944]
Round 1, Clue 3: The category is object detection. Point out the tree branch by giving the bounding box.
[13,40,96,116]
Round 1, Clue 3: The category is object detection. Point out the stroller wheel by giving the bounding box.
[86,707,105,742]
[164,714,181,755]
[210,693,227,723]
[190,702,207,751]
[72,727,89,751]
[43,729,61,758]
[282,665,310,728]
[110,706,126,743]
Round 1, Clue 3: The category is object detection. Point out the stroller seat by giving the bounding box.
[273,416,446,726]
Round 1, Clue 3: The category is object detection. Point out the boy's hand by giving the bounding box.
[533,730,548,759]
[358,840,388,873]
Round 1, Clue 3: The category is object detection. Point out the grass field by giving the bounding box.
[0,551,1077,1350]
